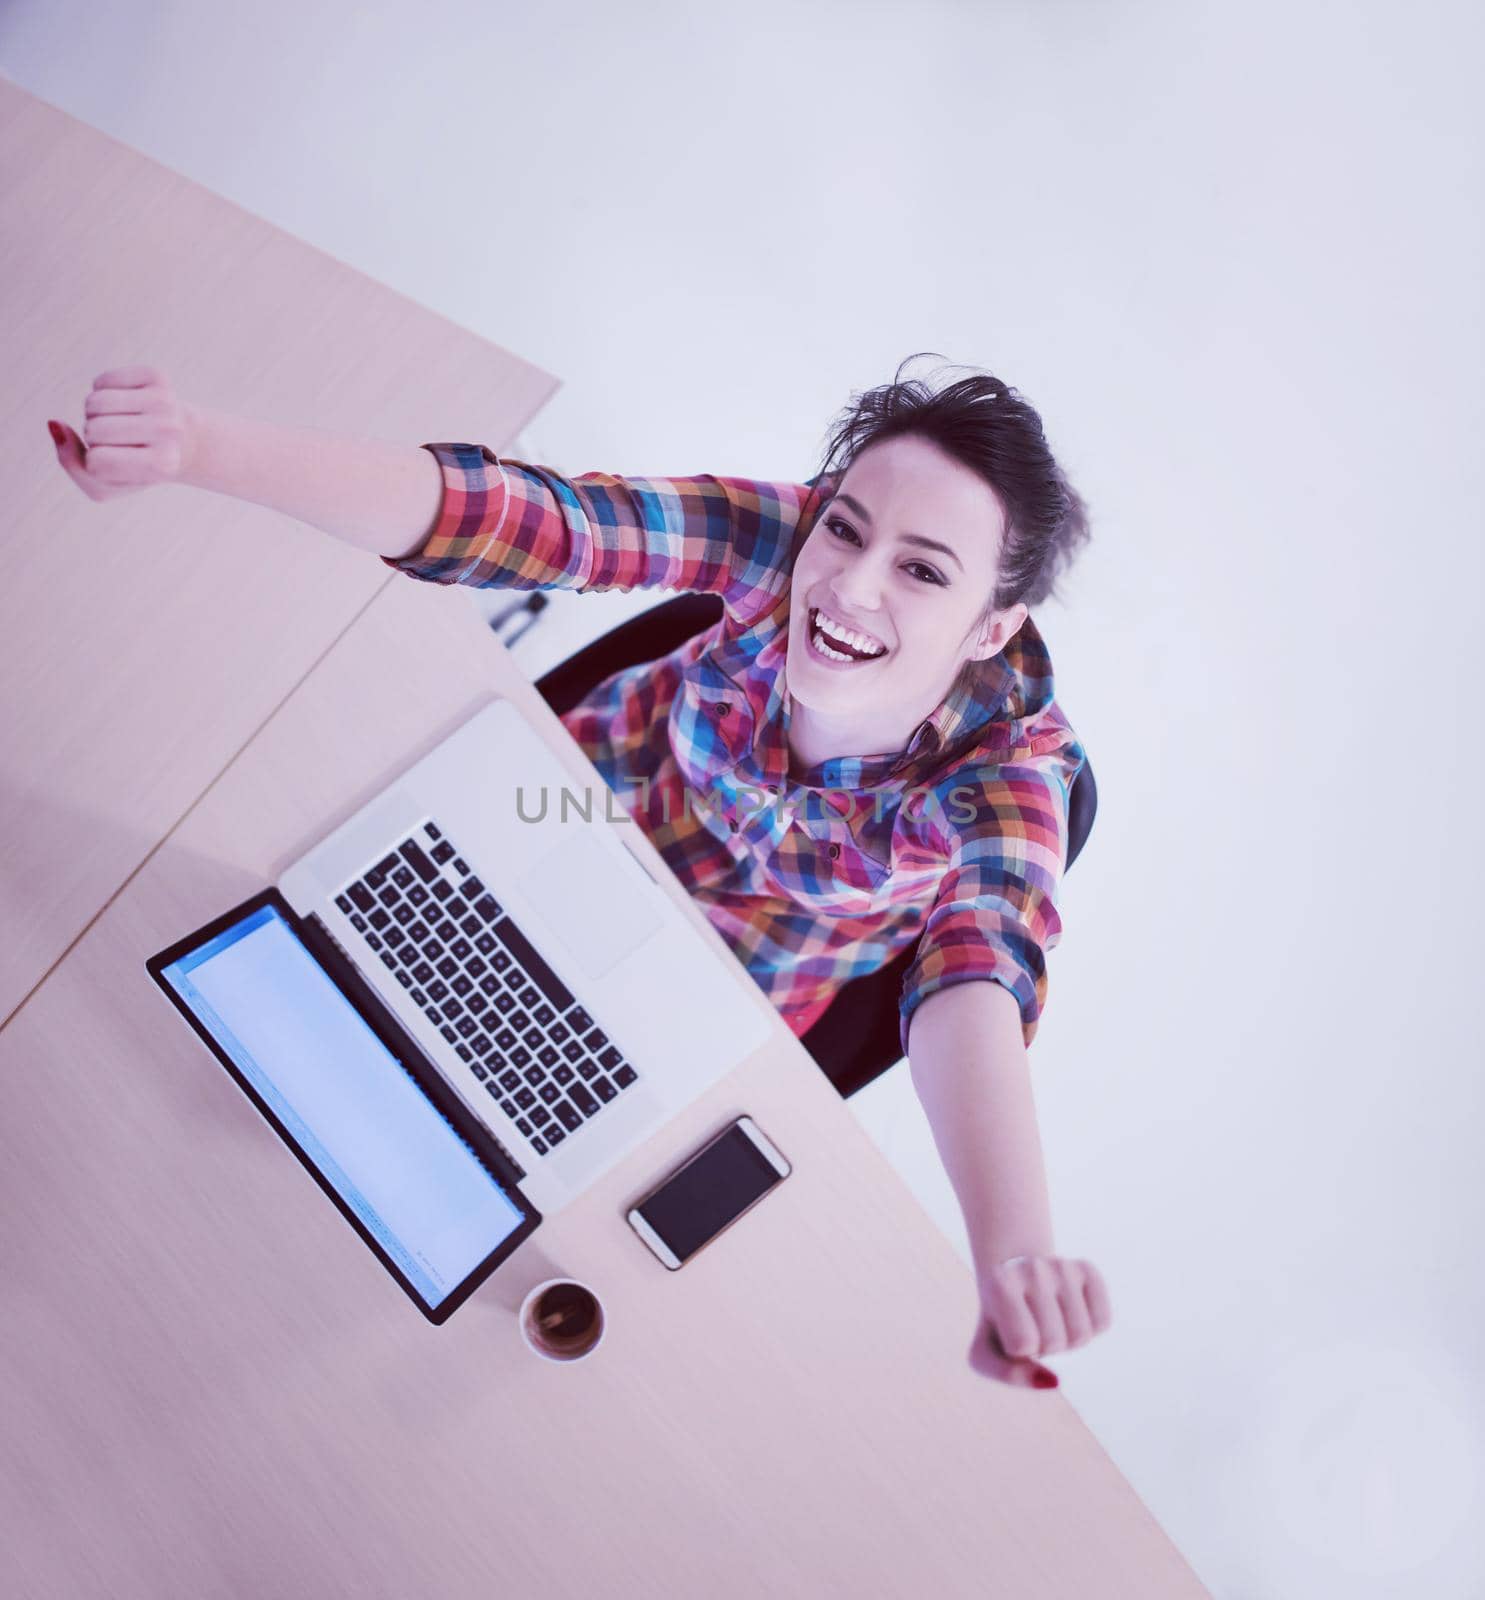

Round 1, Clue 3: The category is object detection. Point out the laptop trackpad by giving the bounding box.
[515,831,663,982]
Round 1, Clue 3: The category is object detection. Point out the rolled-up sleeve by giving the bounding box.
[380,442,821,623]
[898,759,1075,1058]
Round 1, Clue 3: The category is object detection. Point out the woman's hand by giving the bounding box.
[48,364,195,503]
[967,1254,1113,1389]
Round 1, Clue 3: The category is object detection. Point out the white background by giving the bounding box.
[5,1,1482,1593]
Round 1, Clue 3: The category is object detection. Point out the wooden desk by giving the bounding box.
[0,75,555,1020]
[0,570,1208,1597]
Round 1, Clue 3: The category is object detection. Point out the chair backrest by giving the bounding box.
[533,591,1097,1096]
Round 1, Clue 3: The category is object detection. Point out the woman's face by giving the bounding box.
[786,432,1028,758]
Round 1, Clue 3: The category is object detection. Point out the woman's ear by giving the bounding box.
[970,602,1029,662]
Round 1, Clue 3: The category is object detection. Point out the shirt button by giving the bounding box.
[714,702,731,717]
[828,842,841,860]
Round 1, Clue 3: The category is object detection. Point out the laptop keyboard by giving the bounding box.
[334,818,640,1160]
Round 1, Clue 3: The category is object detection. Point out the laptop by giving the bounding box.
[147,697,773,1319]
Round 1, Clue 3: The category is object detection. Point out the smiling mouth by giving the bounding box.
[807,607,889,664]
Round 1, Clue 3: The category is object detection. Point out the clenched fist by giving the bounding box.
[48,364,195,503]
[969,1254,1113,1389]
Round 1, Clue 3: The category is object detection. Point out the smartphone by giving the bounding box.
[626,1116,791,1270]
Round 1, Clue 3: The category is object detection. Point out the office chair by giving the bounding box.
[533,592,1097,1100]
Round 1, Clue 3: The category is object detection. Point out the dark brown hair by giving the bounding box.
[813,352,1091,620]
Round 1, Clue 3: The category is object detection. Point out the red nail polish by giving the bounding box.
[48,420,64,445]
[1034,1370,1059,1388]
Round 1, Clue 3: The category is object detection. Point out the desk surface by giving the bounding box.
[0,75,556,1021]
[0,570,1208,1598]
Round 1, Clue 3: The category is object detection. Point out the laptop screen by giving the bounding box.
[155,901,527,1310]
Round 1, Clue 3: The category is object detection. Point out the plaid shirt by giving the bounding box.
[382,443,1086,1056]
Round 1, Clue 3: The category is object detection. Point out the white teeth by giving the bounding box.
[810,627,855,663]
[812,608,886,658]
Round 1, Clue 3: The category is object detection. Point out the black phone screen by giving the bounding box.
[635,1121,785,1264]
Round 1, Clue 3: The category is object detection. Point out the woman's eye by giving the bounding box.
[826,517,944,586]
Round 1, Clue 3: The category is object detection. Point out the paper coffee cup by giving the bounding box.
[519,1277,606,1362]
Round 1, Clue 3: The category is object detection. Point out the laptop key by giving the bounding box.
[530,1134,549,1155]
[583,1028,607,1053]
[428,979,449,1002]
[455,1016,476,1038]
[614,1065,637,1088]
[460,914,482,939]
[366,932,383,951]
[561,1040,583,1064]
[500,1096,519,1118]
[576,1058,599,1081]
[379,950,398,971]
[402,841,439,881]
[407,883,429,907]
[437,956,458,980]
[499,1068,521,1092]
[510,1045,532,1068]
[568,1081,598,1118]
[407,920,429,942]
[454,1042,472,1062]
[451,973,473,997]
[396,969,414,989]
[567,1006,593,1035]
[441,1024,458,1046]
[544,1125,566,1147]
[599,1046,623,1072]
[392,865,414,890]
[538,1044,560,1069]
[450,938,472,962]
[424,821,442,841]
[522,1065,542,1086]
[446,897,469,921]
[554,1063,574,1086]
[471,1063,489,1080]
[516,1087,536,1110]
[496,1028,518,1052]
[335,892,354,914]
[369,907,390,930]
[538,1083,560,1105]
[549,1022,570,1046]
[413,961,434,985]
[531,1104,552,1127]
[430,840,455,866]
[424,939,444,960]
[516,1116,533,1136]
[432,879,453,902]
[437,920,458,943]
[554,1101,582,1133]
[592,1077,617,1103]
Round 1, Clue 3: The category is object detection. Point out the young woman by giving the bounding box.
[49,353,1112,1388]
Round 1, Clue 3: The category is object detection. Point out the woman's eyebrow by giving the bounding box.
[832,492,965,572]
